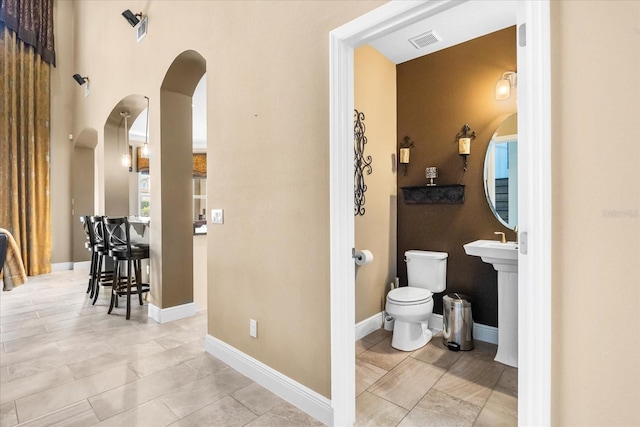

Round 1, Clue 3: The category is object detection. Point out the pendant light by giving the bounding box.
[120,111,132,168]
[141,96,150,158]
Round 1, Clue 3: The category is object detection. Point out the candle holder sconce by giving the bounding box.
[455,124,476,171]
[425,167,438,186]
[399,135,414,176]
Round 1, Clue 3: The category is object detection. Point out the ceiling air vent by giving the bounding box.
[409,30,442,49]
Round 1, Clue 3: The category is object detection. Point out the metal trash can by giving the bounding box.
[443,293,474,351]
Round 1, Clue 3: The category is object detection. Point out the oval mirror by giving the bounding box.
[484,113,517,230]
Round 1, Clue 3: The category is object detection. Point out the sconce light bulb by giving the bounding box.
[121,153,131,168]
[496,79,511,100]
[141,143,150,158]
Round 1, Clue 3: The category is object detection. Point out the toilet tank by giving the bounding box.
[405,250,448,292]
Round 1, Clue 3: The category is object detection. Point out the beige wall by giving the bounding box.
[354,45,398,322]
[60,0,384,399]
[49,0,75,264]
[53,0,640,419]
[551,1,639,425]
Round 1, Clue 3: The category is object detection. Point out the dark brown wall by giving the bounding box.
[397,27,517,326]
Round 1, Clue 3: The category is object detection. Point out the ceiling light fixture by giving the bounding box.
[120,111,132,169]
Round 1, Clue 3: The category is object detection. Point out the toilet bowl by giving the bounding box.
[386,250,447,351]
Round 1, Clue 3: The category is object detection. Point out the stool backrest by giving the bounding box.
[103,217,132,257]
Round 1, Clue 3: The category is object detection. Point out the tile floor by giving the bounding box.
[1,269,517,426]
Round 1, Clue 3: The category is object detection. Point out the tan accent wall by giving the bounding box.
[396,27,517,326]
[550,1,640,425]
[71,147,94,262]
[354,45,398,322]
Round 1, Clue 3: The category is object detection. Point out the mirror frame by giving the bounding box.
[484,113,517,230]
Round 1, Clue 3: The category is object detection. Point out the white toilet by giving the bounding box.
[386,250,448,351]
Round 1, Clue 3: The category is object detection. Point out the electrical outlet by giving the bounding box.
[249,319,257,338]
[211,209,223,224]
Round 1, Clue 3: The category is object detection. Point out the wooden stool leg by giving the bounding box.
[126,259,132,320]
[92,254,103,305]
[108,258,119,314]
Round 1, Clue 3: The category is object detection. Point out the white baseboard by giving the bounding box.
[148,302,196,324]
[473,322,499,345]
[364,312,498,345]
[51,262,73,272]
[204,335,332,426]
[355,312,384,341]
[73,261,91,270]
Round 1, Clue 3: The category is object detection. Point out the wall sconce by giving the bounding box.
[122,9,142,26]
[455,124,476,171]
[72,74,88,85]
[399,135,414,176]
[496,71,517,100]
[122,9,148,42]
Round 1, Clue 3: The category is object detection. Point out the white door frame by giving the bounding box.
[329,1,551,426]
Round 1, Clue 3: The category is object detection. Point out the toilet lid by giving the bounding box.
[387,287,432,305]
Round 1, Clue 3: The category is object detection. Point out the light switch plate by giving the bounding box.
[211,209,223,224]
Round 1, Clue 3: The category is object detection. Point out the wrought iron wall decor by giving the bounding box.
[354,109,372,216]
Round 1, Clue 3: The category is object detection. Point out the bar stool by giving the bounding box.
[80,216,94,296]
[88,216,114,304]
[104,217,150,319]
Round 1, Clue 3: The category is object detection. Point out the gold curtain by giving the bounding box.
[0,24,51,276]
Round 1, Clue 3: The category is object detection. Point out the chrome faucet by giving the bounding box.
[494,231,506,243]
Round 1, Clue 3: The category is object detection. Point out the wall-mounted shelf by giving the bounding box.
[400,184,465,204]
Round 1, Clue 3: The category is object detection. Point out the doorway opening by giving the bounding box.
[329,2,551,425]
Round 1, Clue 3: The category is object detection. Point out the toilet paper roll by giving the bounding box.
[354,249,374,266]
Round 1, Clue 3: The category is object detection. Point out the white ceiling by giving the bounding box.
[370,1,517,64]
[129,1,516,149]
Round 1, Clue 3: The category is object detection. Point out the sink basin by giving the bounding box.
[463,240,518,272]
[464,239,519,367]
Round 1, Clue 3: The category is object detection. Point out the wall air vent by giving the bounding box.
[409,30,442,49]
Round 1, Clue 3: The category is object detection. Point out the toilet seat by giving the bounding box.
[387,287,432,306]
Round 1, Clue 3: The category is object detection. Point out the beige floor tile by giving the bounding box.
[398,388,481,427]
[357,337,411,371]
[2,325,94,353]
[186,353,230,376]
[0,311,39,326]
[361,329,392,346]
[105,322,184,349]
[245,401,325,427]
[0,325,47,343]
[433,353,504,407]
[369,357,446,410]
[473,388,517,426]
[495,365,518,396]
[411,337,463,370]
[15,400,99,427]
[68,341,166,379]
[170,395,257,427]
[128,340,204,377]
[0,401,17,427]
[231,382,284,415]
[356,359,388,396]
[96,398,178,427]
[160,366,252,418]
[355,391,408,427]
[14,365,138,422]
[0,342,59,369]
[0,366,75,404]
[88,362,202,420]
[356,339,375,355]
[154,328,205,350]
[464,340,498,362]
[0,317,45,333]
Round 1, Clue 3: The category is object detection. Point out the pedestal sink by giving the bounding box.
[463,240,518,367]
